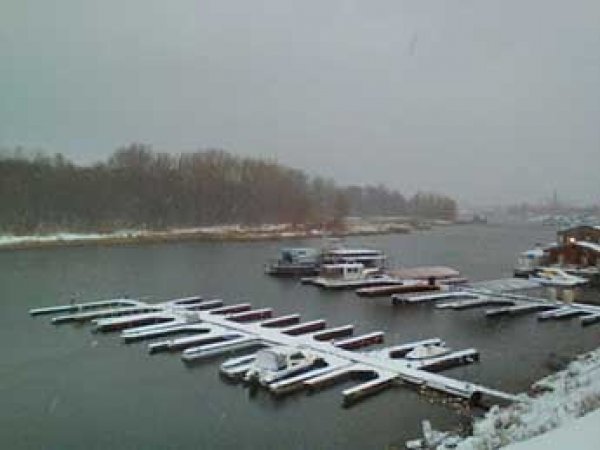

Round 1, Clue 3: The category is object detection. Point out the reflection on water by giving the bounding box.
[0,224,598,449]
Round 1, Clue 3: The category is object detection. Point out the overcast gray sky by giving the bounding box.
[1,0,599,205]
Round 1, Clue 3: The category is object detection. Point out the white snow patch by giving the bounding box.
[0,230,142,246]
[503,409,600,450]
[448,348,600,449]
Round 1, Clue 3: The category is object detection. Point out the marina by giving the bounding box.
[6,223,600,450]
[390,277,600,328]
[30,295,519,408]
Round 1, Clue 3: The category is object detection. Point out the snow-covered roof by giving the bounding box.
[575,241,600,253]
[326,248,384,256]
[559,224,600,233]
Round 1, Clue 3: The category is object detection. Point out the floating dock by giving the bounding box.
[356,283,439,297]
[436,297,515,310]
[390,278,600,328]
[392,291,479,305]
[31,295,521,408]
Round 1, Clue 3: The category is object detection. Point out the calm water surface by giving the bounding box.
[1,224,599,449]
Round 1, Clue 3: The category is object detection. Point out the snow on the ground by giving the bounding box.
[450,348,600,449]
[0,222,417,248]
[0,225,293,246]
[503,409,600,450]
[0,231,142,246]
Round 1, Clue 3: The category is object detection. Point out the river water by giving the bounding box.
[1,224,598,449]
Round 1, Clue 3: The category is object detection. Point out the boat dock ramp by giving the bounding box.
[391,278,600,327]
[30,295,519,408]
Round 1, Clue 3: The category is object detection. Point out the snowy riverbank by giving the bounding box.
[0,221,419,251]
[450,347,600,449]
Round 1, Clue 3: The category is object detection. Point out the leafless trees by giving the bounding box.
[0,145,457,233]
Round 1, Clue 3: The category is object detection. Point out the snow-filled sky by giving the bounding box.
[1,0,599,205]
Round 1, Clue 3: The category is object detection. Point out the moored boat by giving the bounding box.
[244,346,324,385]
[405,344,452,360]
[529,267,589,287]
[303,263,403,290]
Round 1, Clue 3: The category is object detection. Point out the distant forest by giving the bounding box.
[0,145,457,233]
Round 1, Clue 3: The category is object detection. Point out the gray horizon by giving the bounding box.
[1,0,599,206]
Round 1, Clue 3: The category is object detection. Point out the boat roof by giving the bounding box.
[321,262,365,269]
[389,266,460,280]
[325,248,384,256]
[558,224,600,233]
[281,247,318,253]
[574,241,600,253]
[259,345,307,357]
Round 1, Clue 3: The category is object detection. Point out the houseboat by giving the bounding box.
[302,262,403,290]
[321,247,386,269]
[265,244,386,277]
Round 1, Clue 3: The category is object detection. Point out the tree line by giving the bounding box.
[0,145,457,233]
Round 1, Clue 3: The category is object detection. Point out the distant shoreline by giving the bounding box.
[0,220,447,252]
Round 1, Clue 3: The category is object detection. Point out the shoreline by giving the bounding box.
[0,221,433,252]
[411,346,600,449]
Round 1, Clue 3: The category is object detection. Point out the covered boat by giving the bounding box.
[405,344,452,360]
[244,346,324,385]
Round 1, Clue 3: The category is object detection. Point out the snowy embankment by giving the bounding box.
[0,222,418,250]
[452,348,600,449]
[0,231,143,246]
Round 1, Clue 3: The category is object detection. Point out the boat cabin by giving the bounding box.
[254,347,308,371]
[279,247,320,264]
[319,263,380,280]
[321,248,386,269]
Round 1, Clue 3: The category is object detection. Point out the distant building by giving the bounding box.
[547,225,600,268]
[557,225,600,245]
[515,225,600,278]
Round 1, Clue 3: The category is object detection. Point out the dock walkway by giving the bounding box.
[31,295,520,407]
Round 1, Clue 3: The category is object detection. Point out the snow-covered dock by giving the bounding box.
[436,297,515,310]
[392,291,479,305]
[391,278,600,328]
[30,295,520,408]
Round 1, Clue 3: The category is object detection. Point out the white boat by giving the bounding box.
[513,248,547,277]
[244,346,324,385]
[321,247,386,269]
[303,263,403,290]
[405,344,452,360]
[529,267,589,287]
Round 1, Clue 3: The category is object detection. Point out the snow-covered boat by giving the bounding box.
[405,344,452,360]
[244,346,324,385]
[302,263,403,290]
[529,267,589,287]
[321,247,386,269]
